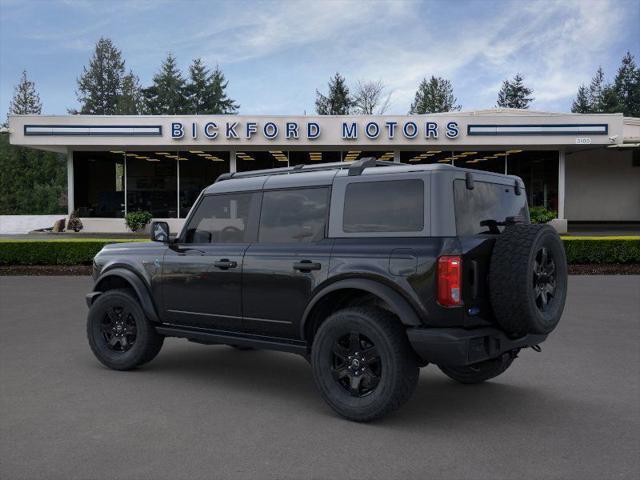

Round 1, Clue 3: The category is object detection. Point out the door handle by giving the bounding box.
[213,259,238,269]
[293,260,322,272]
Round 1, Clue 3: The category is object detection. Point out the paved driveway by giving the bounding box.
[1,275,639,480]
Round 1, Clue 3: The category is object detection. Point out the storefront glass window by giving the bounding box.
[237,151,289,171]
[178,151,230,217]
[73,151,125,218]
[126,152,177,218]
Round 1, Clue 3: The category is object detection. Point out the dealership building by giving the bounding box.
[7,109,640,233]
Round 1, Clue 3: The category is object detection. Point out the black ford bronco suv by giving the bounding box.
[86,158,567,422]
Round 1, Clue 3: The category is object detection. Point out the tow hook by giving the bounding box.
[530,344,542,353]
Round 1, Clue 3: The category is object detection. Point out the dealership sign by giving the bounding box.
[170,120,461,141]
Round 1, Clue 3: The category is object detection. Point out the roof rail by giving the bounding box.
[347,157,397,176]
[215,158,402,182]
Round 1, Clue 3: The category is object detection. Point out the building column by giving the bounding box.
[393,151,401,163]
[552,148,568,234]
[558,149,565,220]
[230,150,236,173]
[66,149,74,216]
[176,158,180,218]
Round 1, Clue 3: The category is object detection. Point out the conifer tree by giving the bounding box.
[207,65,239,114]
[116,71,144,115]
[8,70,42,116]
[75,38,126,114]
[143,53,188,114]
[409,76,460,114]
[496,74,534,109]
[315,73,353,115]
[613,51,640,117]
[571,85,591,113]
[185,59,239,114]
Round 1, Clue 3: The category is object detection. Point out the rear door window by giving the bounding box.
[343,179,424,233]
[259,188,329,243]
[454,180,528,235]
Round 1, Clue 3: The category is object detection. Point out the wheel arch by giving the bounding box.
[300,278,421,343]
[91,268,160,323]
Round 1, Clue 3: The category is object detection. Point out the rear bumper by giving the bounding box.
[407,326,547,367]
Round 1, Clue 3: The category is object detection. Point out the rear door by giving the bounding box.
[241,186,333,338]
[161,191,260,330]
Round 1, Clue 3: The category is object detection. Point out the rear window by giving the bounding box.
[454,180,528,235]
[343,179,424,233]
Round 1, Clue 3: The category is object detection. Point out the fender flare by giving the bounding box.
[300,278,422,338]
[91,268,160,323]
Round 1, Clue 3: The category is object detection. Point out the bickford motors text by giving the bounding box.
[171,120,460,141]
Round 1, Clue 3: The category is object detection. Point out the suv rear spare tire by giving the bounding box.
[489,224,567,336]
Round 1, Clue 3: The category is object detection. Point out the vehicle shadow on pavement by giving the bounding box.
[124,342,576,427]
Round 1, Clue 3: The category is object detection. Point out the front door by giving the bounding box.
[242,187,332,338]
[161,191,260,330]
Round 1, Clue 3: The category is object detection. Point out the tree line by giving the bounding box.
[314,53,638,116]
[1,37,638,215]
[4,36,639,119]
[71,37,239,115]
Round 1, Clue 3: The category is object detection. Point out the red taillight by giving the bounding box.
[437,256,462,307]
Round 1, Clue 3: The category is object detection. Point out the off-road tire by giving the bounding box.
[489,224,567,336]
[311,307,419,422]
[439,354,515,384]
[87,289,164,371]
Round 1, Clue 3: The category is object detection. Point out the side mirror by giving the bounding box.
[151,221,170,243]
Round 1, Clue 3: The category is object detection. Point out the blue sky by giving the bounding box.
[1,0,638,117]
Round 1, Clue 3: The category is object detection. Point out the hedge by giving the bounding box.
[560,236,640,264]
[0,237,638,266]
[0,239,148,265]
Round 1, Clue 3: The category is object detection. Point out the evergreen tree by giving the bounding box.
[613,51,640,117]
[571,85,591,113]
[116,71,144,115]
[143,53,188,114]
[409,76,460,114]
[207,65,239,114]
[8,70,42,116]
[185,59,239,114]
[186,58,209,114]
[587,66,607,112]
[1,72,66,214]
[315,73,353,115]
[75,37,126,114]
[496,73,534,109]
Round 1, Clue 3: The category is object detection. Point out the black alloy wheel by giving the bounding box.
[101,305,137,352]
[532,246,556,312]
[87,289,164,371]
[311,306,419,422]
[331,332,382,397]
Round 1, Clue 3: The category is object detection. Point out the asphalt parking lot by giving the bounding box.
[1,275,639,480]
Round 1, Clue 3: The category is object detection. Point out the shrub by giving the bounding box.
[529,206,557,224]
[125,211,153,232]
[561,237,640,264]
[0,239,147,265]
[67,210,83,232]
